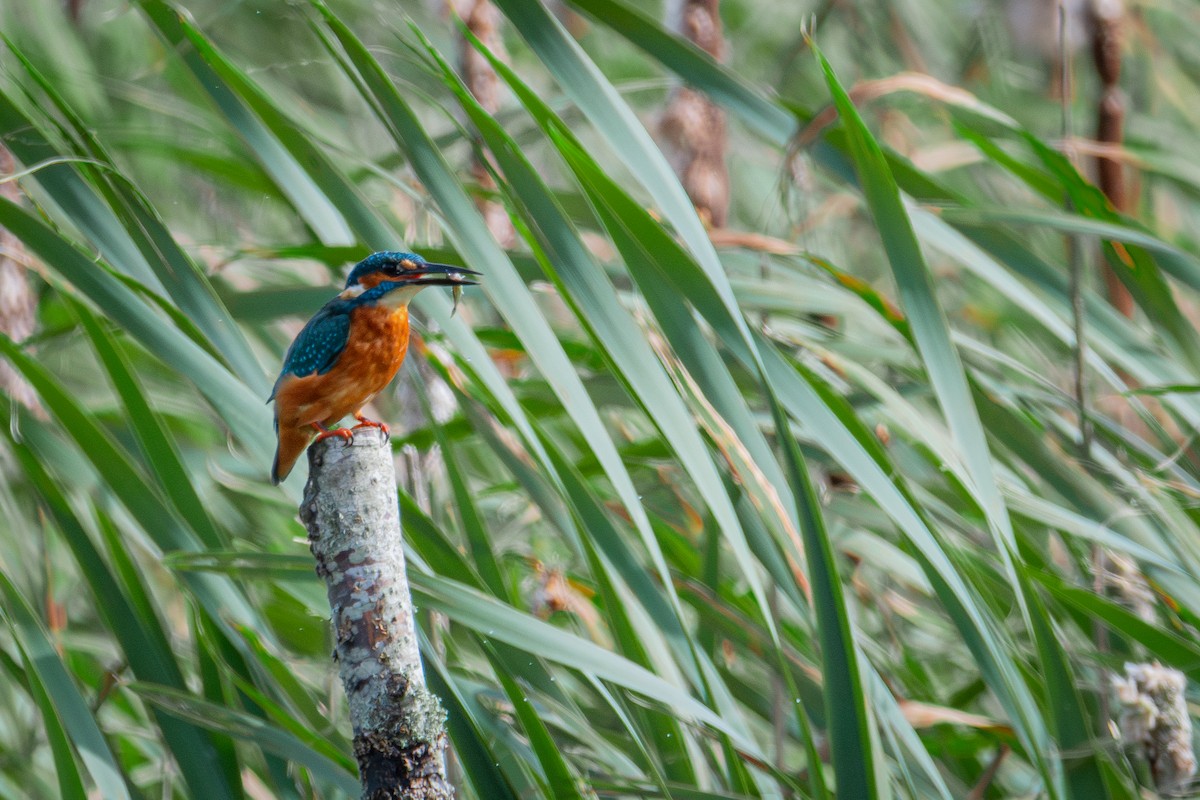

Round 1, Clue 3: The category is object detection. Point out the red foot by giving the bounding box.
[352,414,390,441]
[311,423,353,444]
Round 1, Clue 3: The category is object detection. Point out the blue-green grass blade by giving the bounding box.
[484,643,586,799]
[135,0,360,245]
[421,639,523,800]
[108,267,233,365]
[312,0,698,650]
[0,570,133,800]
[398,492,489,592]
[0,87,163,291]
[70,298,226,549]
[865,668,952,800]
[540,434,720,777]
[1023,583,1111,798]
[10,442,248,800]
[585,677,678,799]
[0,332,264,639]
[576,540,697,787]
[32,658,89,799]
[815,46,1019,569]
[163,551,315,579]
[953,124,1062,200]
[767,393,880,797]
[230,624,351,752]
[197,611,316,798]
[120,136,280,197]
[1,35,264,390]
[220,285,341,323]
[419,378,509,601]
[192,613,247,798]
[218,666,355,773]
[553,469,679,657]
[0,197,270,451]
[131,683,359,795]
[538,431,705,691]
[589,783,765,799]
[18,638,87,800]
[464,33,800,602]
[426,35,778,646]
[1034,572,1200,678]
[490,0,755,342]
[302,1,572,496]
[412,571,765,760]
[560,0,794,144]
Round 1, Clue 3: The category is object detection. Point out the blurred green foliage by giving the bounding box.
[1,0,1200,797]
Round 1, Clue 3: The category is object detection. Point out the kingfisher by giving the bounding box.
[269,251,479,484]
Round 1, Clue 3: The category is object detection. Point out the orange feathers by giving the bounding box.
[271,306,410,484]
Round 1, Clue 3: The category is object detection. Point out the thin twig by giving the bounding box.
[1060,0,1110,740]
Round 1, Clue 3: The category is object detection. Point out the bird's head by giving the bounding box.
[341,251,480,308]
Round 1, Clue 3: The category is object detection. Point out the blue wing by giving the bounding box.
[268,302,352,401]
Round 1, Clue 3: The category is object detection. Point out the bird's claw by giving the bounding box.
[314,424,350,443]
[352,415,391,443]
[313,426,354,445]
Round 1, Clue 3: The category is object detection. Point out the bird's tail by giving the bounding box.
[272,425,314,485]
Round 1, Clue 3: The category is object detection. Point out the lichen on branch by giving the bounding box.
[300,427,453,800]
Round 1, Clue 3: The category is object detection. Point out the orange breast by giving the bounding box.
[274,306,411,429]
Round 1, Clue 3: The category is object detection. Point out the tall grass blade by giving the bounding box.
[425,34,778,643]
[0,571,133,800]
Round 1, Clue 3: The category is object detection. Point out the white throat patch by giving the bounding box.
[378,283,426,308]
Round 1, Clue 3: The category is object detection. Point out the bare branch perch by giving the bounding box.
[299,427,453,800]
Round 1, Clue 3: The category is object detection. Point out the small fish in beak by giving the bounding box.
[405,263,478,316]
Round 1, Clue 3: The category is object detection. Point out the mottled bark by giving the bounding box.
[659,0,730,227]
[300,427,453,800]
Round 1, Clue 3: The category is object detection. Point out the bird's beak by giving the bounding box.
[405,263,481,287]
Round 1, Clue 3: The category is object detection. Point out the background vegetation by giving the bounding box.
[1,0,1198,797]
